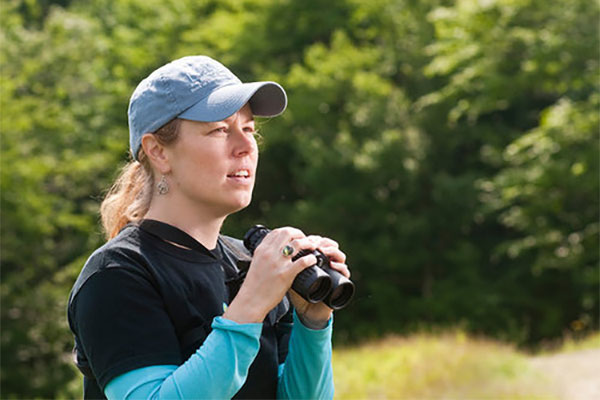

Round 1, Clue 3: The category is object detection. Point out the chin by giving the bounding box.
[226,196,253,215]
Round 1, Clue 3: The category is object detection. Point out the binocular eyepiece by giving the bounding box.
[243,225,355,310]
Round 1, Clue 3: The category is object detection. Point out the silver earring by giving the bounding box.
[157,175,169,195]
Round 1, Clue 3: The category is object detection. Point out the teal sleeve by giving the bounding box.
[104,316,262,400]
[277,311,334,400]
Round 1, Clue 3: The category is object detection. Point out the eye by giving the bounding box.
[209,126,228,136]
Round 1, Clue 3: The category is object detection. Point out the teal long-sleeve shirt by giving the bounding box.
[104,311,334,399]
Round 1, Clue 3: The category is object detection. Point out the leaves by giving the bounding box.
[1,0,598,396]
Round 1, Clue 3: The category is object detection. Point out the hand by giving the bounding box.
[223,227,317,324]
[288,235,350,329]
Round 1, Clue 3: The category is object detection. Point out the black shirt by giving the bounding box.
[68,221,292,399]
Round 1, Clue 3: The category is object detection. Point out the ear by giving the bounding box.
[141,134,171,174]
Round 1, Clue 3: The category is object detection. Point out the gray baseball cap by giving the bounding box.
[127,55,287,160]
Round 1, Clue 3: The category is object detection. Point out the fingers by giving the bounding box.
[318,246,346,264]
[253,226,350,278]
[307,235,339,249]
[305,235,345,262]
[253,227,306,260]
[258,228,327,259]
[287,245,346,278]
[309,235,350,278]
[290,253,318,275]
[286,237,317,259]
[252,227,317,275]
[261,226,306,250]
[272,230,349,275]
[329,261,351,278]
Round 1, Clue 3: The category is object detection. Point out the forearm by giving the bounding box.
[105,317,262,399]
[277,311,334,400]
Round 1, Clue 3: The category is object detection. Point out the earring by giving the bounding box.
[157,175,169,195]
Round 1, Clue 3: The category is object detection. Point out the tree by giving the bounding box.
[420,0,599,341]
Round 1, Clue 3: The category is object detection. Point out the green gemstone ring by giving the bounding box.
[282,244,295,257]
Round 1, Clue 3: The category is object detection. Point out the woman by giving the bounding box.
[68,55,350,399]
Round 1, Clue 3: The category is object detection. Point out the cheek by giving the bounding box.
[193,156,223,182]
[170,147,219,184]
[251,144,259,165]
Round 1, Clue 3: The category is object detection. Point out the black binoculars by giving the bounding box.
[243,225,355,310]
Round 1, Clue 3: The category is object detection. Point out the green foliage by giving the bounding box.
[1,0,598,397]
[479,95,599,340]
[1,5,115,397]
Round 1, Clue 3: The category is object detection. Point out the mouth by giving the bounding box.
[227,169,251,179]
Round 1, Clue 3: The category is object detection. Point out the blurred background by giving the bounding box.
[1,0,598,398]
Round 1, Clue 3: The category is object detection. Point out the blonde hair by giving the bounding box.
[100,119,181,239]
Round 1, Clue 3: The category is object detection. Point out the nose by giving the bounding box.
[231,125,257,158]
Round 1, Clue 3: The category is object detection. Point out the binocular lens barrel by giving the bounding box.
[324,278,355,310]
[294,267,332,303]
[243,225,354,309]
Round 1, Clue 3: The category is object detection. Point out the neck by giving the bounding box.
[144,198,226,250]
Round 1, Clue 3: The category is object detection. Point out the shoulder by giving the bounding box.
[69,225,148,306]
[67,242,167,336]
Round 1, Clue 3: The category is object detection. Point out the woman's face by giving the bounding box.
[164,104,259,217]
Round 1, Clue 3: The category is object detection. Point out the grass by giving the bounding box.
[549,332,600,353]
[332,331,568,399]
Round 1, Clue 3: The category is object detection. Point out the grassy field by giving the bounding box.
[332,331,600,399]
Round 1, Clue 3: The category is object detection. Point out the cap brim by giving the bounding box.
[178,81,287,122]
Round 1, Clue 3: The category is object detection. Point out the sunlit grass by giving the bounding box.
[332,331,558,399]
[553,332,600,353]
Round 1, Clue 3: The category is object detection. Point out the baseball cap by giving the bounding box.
[127,55,287,160]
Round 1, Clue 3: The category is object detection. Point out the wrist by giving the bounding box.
[222,305,264,324]
[295,310,332,330]
[223,289,267,324]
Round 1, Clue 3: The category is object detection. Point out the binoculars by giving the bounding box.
[243,225,355,310]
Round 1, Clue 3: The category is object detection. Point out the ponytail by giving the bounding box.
[100,118,181,239]
[100,154,154,239]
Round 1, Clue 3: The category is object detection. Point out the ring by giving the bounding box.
[282,244,294,257]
